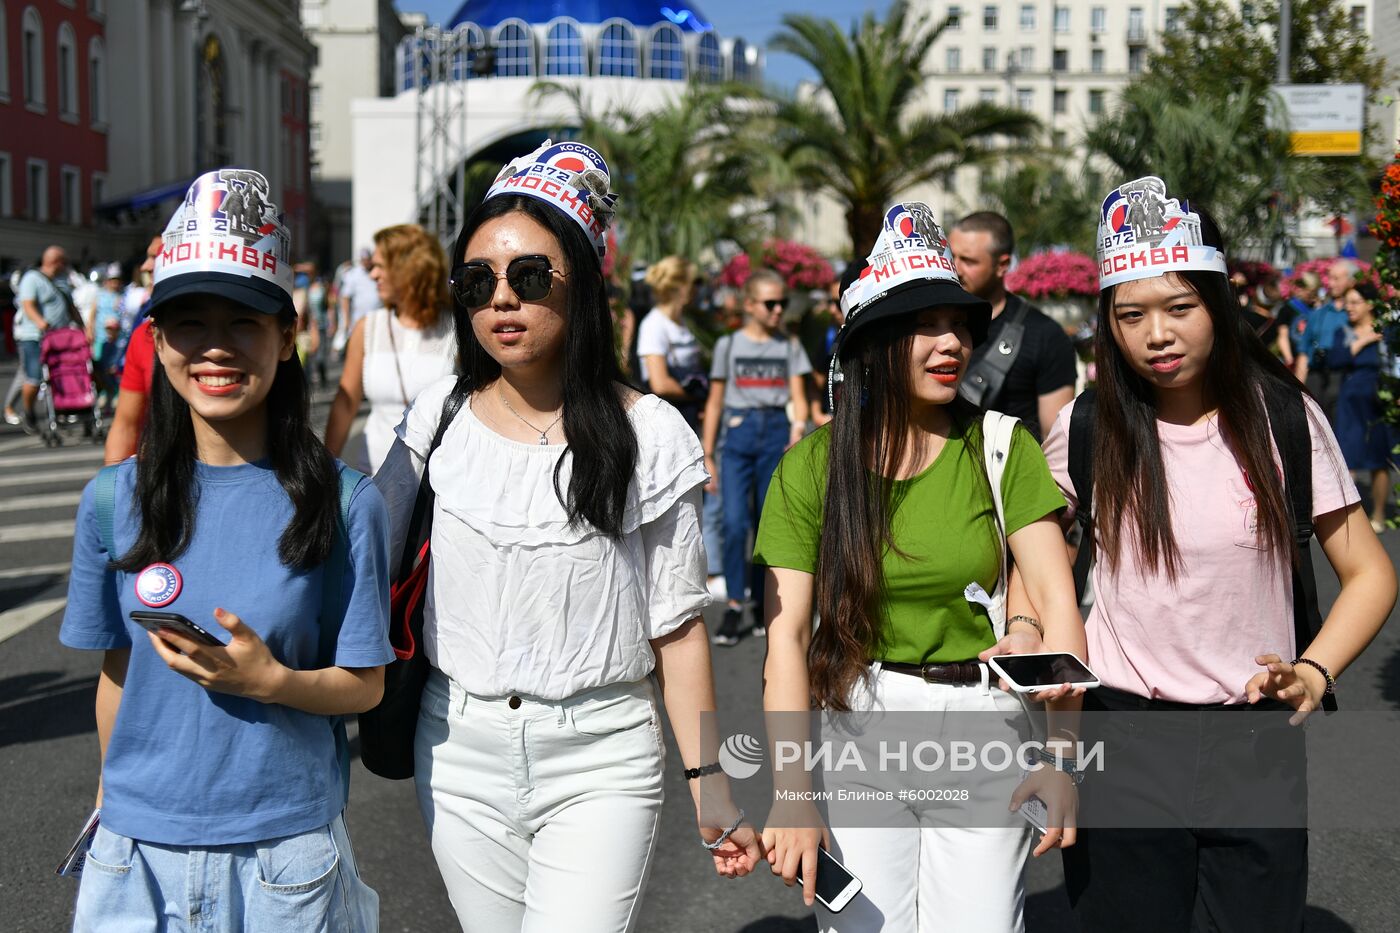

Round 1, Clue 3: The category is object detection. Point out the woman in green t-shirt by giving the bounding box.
[754,203,1087,931]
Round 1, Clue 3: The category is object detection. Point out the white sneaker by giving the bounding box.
[707,576,727,600]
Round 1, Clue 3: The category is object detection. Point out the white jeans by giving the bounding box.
[413,669,665,933]
[816,664,1034,933]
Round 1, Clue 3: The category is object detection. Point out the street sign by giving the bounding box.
[1272,84,1366,156]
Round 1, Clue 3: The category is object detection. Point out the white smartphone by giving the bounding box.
[796,846,862,913]
[989,652,1100,693]
[1019,794,1049,834]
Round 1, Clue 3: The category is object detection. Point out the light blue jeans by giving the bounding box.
[72,812,377,932]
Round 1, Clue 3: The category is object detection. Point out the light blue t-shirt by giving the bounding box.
[14,269,74,341]
[1299,300,1349,364]
[61,459,394,846]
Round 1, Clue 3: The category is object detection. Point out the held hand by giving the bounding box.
[146,608,286,702]
[1009,766,1078,857]
[703,456,719,494]
[1245,654,1325,726]
[978,629,1040,694]
[761,809,830,906]
[700,817,763,879]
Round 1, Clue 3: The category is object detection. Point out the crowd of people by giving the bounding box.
[12,139,1395,933]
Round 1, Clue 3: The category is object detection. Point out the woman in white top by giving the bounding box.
[325,223,457,473]
[374,140,761,932]
[636,256,707,429]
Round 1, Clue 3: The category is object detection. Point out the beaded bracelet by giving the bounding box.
[1291,657,1336,696]
[684,762,723,780]
[1007,615,1045,638]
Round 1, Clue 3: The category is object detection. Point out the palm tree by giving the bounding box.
[771,1,1040,257]
[533,82,790,268]
[978,160,1098,254]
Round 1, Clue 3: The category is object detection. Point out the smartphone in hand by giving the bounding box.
[796,846,862,913]
[129,611,223,647]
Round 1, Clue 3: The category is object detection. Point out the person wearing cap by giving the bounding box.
[60,169,391,931]
[1042,177,1395,930]
[753,203,1086,929]
[372,139,761,930]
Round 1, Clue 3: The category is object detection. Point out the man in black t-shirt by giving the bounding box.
[949,212,1077,442]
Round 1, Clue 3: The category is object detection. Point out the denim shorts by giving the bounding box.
[18,339,41,386]
[71,812,378,932]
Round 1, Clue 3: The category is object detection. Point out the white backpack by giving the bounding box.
[979,409,1019,639]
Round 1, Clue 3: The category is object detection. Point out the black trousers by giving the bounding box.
[1062,687,1308,933]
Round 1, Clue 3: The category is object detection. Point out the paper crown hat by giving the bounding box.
[484,139,618,261]
[827,202,991,409]
[149,169,293,317]
[1096,176,1228,290]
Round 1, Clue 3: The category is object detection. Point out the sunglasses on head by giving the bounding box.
[450,255,569,309]
[759,298,789,312]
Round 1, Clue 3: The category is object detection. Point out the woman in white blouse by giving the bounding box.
[325,223,457,473]
[374,141,761,931]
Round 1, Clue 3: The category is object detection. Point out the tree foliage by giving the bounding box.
[770,0,1039,257]
[978,160,1099,255]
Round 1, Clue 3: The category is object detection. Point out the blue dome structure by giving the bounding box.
[447,1,715,30]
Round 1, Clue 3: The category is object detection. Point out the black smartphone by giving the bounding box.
[989,652,1100,693]
[129,610,223,647]
[796,846,862,912]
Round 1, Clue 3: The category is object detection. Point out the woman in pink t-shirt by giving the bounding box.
[1037,178,1396,932]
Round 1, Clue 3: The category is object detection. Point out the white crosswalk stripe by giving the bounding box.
[0,561,71,581]
[0,491,83,513]
[0,597,68,645]
[0,520,77,543]
[0,447,106,469]
[0,466,96,489]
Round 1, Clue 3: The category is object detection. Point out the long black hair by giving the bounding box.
[451,194,636,538]
[1092,208,1307,579]
[810,316,1002,710]
[115,307,340,572]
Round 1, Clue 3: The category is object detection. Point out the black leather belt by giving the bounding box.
[876,660,985,686]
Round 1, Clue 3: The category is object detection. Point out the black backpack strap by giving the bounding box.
[1262,386,1335,711]
[958,295,1032,408]
[1067,389,1097,603]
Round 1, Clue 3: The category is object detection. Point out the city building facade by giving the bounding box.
[0,0,110,266]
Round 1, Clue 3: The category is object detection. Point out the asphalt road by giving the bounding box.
[0,359,1396,932]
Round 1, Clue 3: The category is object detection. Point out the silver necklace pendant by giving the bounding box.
[538,434,549,446]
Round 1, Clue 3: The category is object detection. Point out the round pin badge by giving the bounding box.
[135,563,183,608]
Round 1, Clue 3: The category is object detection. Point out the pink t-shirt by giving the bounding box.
[1043,394,1358,704]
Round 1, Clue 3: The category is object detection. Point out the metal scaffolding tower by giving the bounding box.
[411,26,473,249]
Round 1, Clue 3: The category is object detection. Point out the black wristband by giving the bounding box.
[1291,657,1336,696]
[684,762,723,780]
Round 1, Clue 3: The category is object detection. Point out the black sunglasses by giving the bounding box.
[450,255,569,309]
[760,298,789,312]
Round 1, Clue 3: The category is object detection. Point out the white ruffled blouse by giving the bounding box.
[374,376,712,700]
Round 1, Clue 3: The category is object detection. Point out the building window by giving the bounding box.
[544,19,584,76]
[648,24,685,79]
[26,159,47,221]
[1020,3,1035,30]
[91,173,104,212]
[1164,6,1182,33]
[1350,6,1366,30]
[450,23,485,81]
[1088,89,1105,114]
[946,47,961,72]
[1052,129,1067,148]
[0,3,9,102]
[1128,46,1146,73]
[979,87,998,104]
[946,4,962,29]
[87,37,105,125]
[982,46,997,72]
[1091,48,1104,73]
[1053,88,1068,113]
[60,165,80,225]
[57,23,78,119]
[695,32,722,83]
[598,20,638,77]
[729,38,750,81]
[1017,87,1033,110]
[1053,49,1068,72]
[1054,5,1070,32]
[944,88,961,111]
[494,20,534,77]
[1091,5,1107,32]
[303,1,321,27]
[983,5,998,30]
[196,33,229,170]
[1018,46,1034,70]
[0,153,11,217]
[22,6,44,110]
[89,0,105,15]
[1127,7,1145,40]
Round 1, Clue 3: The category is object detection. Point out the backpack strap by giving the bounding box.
[94,464,122,559]
[959,296,1033,408]
[1067,389,1097,604]
[321,463,369,802]
[1261,387,1335,712]
[981,410,1019,637]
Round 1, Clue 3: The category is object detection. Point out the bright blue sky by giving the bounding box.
[395,1,892,87]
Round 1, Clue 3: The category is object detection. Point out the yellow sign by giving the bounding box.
[1290,130,1363,156]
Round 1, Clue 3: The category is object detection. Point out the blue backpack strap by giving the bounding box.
[321,463,367,803]
[94,464,122,559]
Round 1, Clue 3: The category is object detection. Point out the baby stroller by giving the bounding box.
[37,325,105,447]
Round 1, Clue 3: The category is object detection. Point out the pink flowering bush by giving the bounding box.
[1227,259,1278,288]
[1280,257,1376,299]
[718,240,835,291]
[1005,251,1098,300]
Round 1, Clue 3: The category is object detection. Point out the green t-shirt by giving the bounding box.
[752,420,1066,664]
